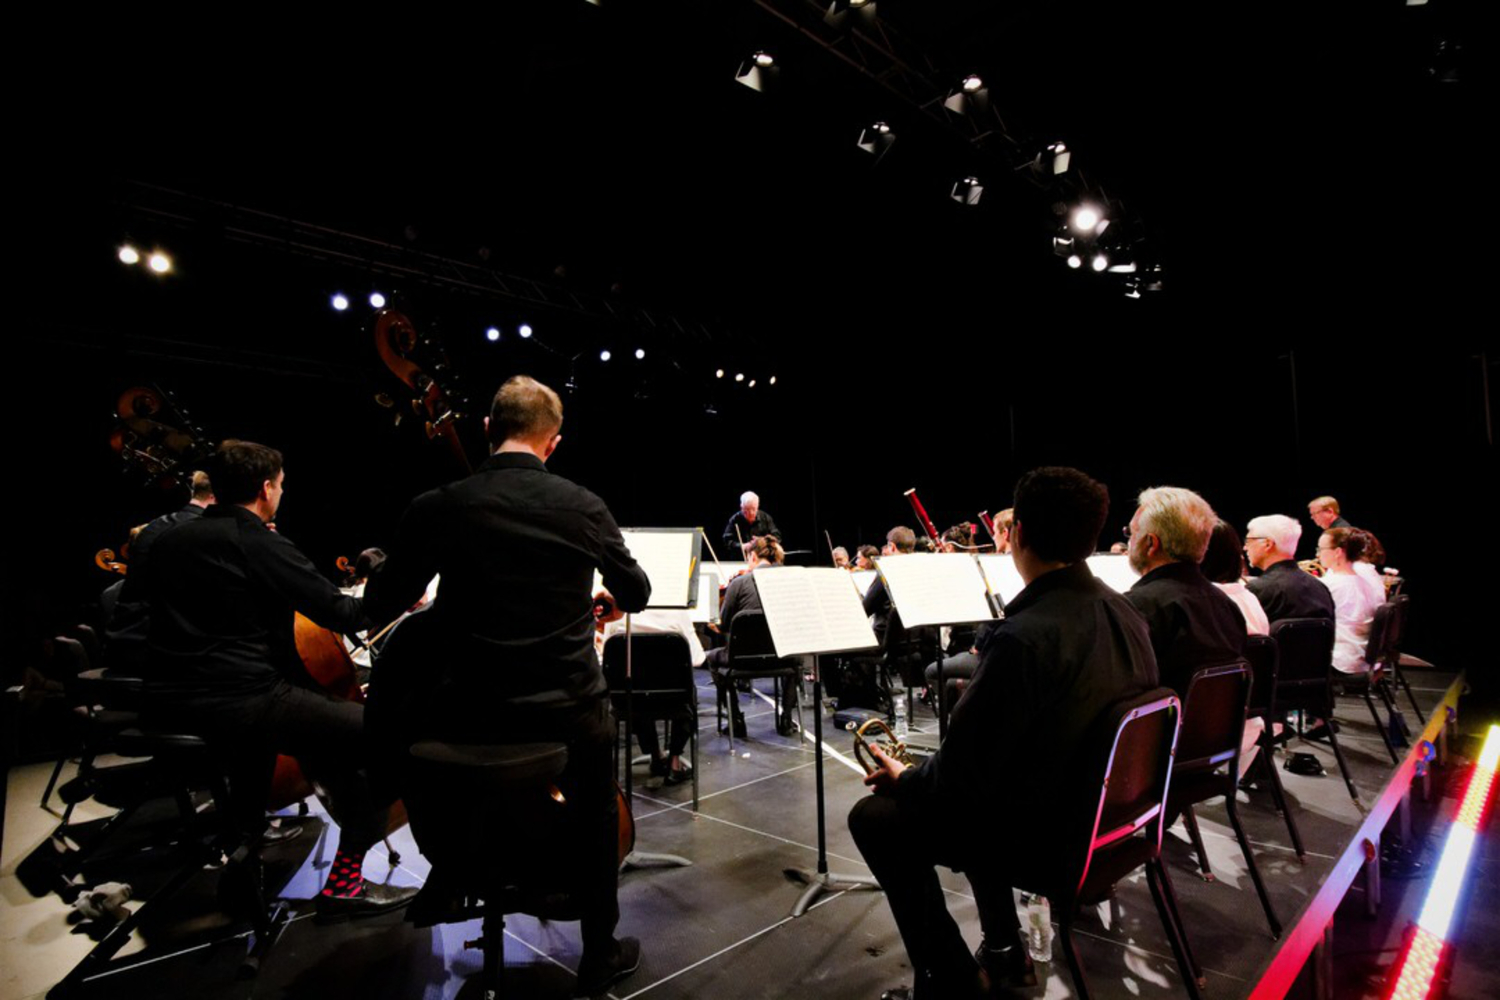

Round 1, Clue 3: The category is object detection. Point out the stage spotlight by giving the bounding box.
[369,292,387,309]
[148,251,172,274]
[1046,142,1071,175]
[1066,255,1082,269]
[1091,254,1109,272]
[600,350,612,362]
[634,348,645,360]
[736,51,779,92]
[518,324,533,338]
[825,1,876,28]
[1072,205,1103,233]
[735,373,745,382]
[716,369,725,379]
[943,74,989,116]
[950,176,983,206]
[1107,261,1138,274]
[331,293,350,311]
[748,379,757,388]
[769,376,777,385]
[118,245,140,265]
[856,121,896,160]
[486,327,501,342]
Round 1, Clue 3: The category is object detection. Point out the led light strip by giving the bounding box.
[1387,723,1500,1000]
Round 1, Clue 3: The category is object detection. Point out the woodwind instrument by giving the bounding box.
[904,488,942,548]
[977,511,998,544]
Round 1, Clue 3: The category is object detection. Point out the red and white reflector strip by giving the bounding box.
[1387,723,1500,1000]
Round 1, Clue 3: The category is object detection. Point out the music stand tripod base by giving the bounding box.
[789,869,882,917]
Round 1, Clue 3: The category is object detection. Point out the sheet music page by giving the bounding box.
[977,554,1026,606]
[851,569,878,597]
[690,574,717,623]
[875,554,998,628]
[620,528,700,608]
[1086,554,1138,594]
[753,567,879,657]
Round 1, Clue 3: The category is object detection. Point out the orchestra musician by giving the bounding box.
[1244,514,1335,624]
[363,375,651,996]
[141,441,415,918]
[721,490,782,557]
[704,534,790,737]
[851,467,1158,1000]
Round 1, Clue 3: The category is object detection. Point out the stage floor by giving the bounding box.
[0,669,1475,1000]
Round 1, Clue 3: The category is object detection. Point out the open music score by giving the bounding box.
[1085,553,1137,593]
[620,528,702,609]
[752,567,879,658]
[690,574,718,624]
[876,553,998,629]
[851,568,878,597]
[976,553,1025,605]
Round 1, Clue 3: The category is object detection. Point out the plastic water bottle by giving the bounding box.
[1023,893,1053,963]
[893,692,908,738]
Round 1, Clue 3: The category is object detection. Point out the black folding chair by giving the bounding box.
[1271,618,1358,803]
[1385,595,1426,724]
[1170,661,1281,937]
[1012,689,1203,1000]
[1243,634,1305,861]
[1339,603,1403,765]
[712,611,803,751]
[603,633,700,810]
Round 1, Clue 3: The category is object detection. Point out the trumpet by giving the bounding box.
[850,717,916,775]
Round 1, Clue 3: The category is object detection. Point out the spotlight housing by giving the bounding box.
[950,177,983,206]
[736,51,779,92]
[856,121,896,160]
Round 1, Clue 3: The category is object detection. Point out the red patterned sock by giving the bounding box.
[320,848,367,898]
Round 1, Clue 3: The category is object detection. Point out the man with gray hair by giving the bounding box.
[721,490,782,557]
[1124,486,1247,696]
[1244,513,1335,623]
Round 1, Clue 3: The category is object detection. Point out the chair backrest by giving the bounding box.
[726,611,780,661]
[1073,688,1181,897]
[70,624,103,672]
[1364,602,1397,669]
[1270,617,1335,713]
[1386,594,1410,659]
[1176,661,1251,773]
[601,633,695,697]
[1243,634,1278,719]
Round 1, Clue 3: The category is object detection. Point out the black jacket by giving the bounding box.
[721,509,781,555]
[1247,559,1335,624]
[1126,561,1248,697]
[365,451,650,710]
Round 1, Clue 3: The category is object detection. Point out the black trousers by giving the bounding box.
[156,680,392,855]
[848,793,1022,990]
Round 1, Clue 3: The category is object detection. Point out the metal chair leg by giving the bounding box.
[1225,797,1282,938]
[1395,666,1426,724]
[1059,923,1092,1000]
[1146,859,1205,998]
[1181,806,1215,882]
[1325,722,1359,803]
[1362,688,1400,765]
[1258,732,1306,861]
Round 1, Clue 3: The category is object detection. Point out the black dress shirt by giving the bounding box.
[365,451,651,710]
[105,502,206,665]
[1126,561,1248,696]
[721,509,781,555]
[145,504,369,700]
[897,562,1159,859]
[1247,559,1336,624]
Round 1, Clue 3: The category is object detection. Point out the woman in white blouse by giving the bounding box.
[1318,528,1387,674]
[1201,520,1269,635]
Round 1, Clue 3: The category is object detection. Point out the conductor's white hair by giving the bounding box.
[740,491,759,505]
[1247,514,1302,556]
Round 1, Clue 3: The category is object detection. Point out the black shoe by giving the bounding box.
[315,881,420,922]
[663,763,692,786]
[575,936,641,996]
[732,712,747,739]
[648,756,670,779]
[259,821,303,847]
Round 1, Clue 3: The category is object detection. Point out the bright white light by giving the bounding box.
[600,350,612,362]
[486,327,501,342]
[148,251,172,273]
[735,373,745,382]
[1073,206,1101,232]
[1418,824,1475,941]
[754,51,774,68]
[1479,726,1500,769]
[716,369,725,379]
[1107,262,1138,273]
[1066,255,1082,269]
[769,376,777,385]
[331,293,350,311]
[118,245,140,265]
[518,324,533,338]
[634,348,645,360]
[962,74,983,93]
[1091,254,1109,272]
[874,121,890,134]
[748,380,757,388]
[369,292,387,309]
